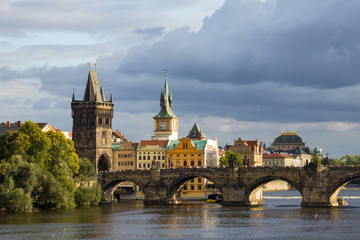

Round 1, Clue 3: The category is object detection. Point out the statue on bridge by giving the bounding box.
[229,154,238,168]
[151,159,160,170]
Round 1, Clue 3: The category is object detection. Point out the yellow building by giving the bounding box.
[167,138,208,198]
[227,138,263,166]
[137,140,168,170]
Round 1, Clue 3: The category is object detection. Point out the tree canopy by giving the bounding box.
[219,150,243,167]
[0,120,100,212]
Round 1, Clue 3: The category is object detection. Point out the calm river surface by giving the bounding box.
[1,189,360,240]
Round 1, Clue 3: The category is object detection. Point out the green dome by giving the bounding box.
[313,146,322,154]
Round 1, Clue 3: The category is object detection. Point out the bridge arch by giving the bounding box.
[102,177,146,202]
[167,172,222,203]
[246,176,302,205]
[329,172,360,206]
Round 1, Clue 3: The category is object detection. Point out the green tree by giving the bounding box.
[219,150,243,167]
[312,153,321,166]
[45,130,79,176]
[74,183,102,206]
[15,121,50,168]
[76,158,96,186]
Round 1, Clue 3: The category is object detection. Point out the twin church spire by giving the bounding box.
[155,72,177,119]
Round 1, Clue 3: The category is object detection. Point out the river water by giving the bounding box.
[1,189,360,240]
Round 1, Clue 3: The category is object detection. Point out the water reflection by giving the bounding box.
[1,190,360,239]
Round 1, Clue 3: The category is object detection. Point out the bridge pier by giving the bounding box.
[301,187,337,207]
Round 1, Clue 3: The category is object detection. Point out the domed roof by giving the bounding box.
[313,146,322,154]
[273,131,304,144]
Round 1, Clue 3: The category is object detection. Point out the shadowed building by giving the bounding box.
[272,131,305,152]
[71,69,114,173]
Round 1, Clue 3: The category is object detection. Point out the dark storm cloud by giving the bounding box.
[119,0,360,89]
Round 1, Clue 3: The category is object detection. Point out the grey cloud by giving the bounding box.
[134,26,165,40]
[119,0,360,89]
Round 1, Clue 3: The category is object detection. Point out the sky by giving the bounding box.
[1,0,359,158]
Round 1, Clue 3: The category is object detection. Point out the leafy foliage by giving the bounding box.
[0,120,96,212]
[219,150,243,167]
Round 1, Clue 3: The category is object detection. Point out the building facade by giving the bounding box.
[137,140,168,170]
[263,153,301,167]
[112,139,137,171]
[167,138,207,198]
[227,138,263,166]
[71,70,114,172]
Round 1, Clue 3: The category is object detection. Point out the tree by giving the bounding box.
[75,158,97,186]
[219,150,243,167]
[312,153,321,166]
[45,130,79,176]
[15,121,50,168]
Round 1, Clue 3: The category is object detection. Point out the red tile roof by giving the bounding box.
[112,131,125,140]
[138,140,169,149]
[245,140,257,147]
[263,153,295,159]
[131,142,139,149]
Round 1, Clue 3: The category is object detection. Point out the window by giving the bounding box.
[118,154,120,158]
[158,156,161,160]
[198,154,201,156]
[118,161,120,166]
[143,163,146,168]
[191,185,194,190]
[161,163,164,168]
[98,118,103,124]
[191,161,194,167]
[184,161,187,167]
[183,185,187,190]
[191,179,194,183]
[162,156,165,160]
[139,164,141,168]
[198,178,201,183]
[153,156,156,160]
[105,118,110,124]
[147,163,150,168]
[198,161,201,166]
[131,162,133,166]
[147,156,150,160]
[139,156,142,160]
[198,186,202,190]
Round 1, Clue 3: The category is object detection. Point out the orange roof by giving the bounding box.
[112,131,125,139]
[245,140,257,147]
[263,153,295,159]
[131,142,139,149]
[138,140,169,149]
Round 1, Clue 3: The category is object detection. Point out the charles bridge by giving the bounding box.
[98,165,360,207]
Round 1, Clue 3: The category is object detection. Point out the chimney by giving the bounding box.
[6,121,10,127]
[17,121,21,127]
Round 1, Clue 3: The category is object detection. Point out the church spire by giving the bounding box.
[83,70,102,102]
[154,70,177,119]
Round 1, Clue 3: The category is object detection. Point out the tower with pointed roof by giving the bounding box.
[187,122,206,140]
[71,69,114,172]
[152,72,179,141]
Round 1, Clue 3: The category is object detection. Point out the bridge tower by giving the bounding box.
[71,68,114,172]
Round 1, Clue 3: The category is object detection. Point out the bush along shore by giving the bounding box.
[0,121,101,212]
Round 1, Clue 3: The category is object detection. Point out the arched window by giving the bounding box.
[198,161,201,166]
[184,161,187,167]
[191,161,194,167]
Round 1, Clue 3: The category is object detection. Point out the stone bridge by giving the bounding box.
[98,166,360,207]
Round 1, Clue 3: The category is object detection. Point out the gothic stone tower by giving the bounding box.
[152,73,178,141]
[71,70,114,172]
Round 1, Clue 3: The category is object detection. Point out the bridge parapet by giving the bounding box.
[99,166,360,207]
